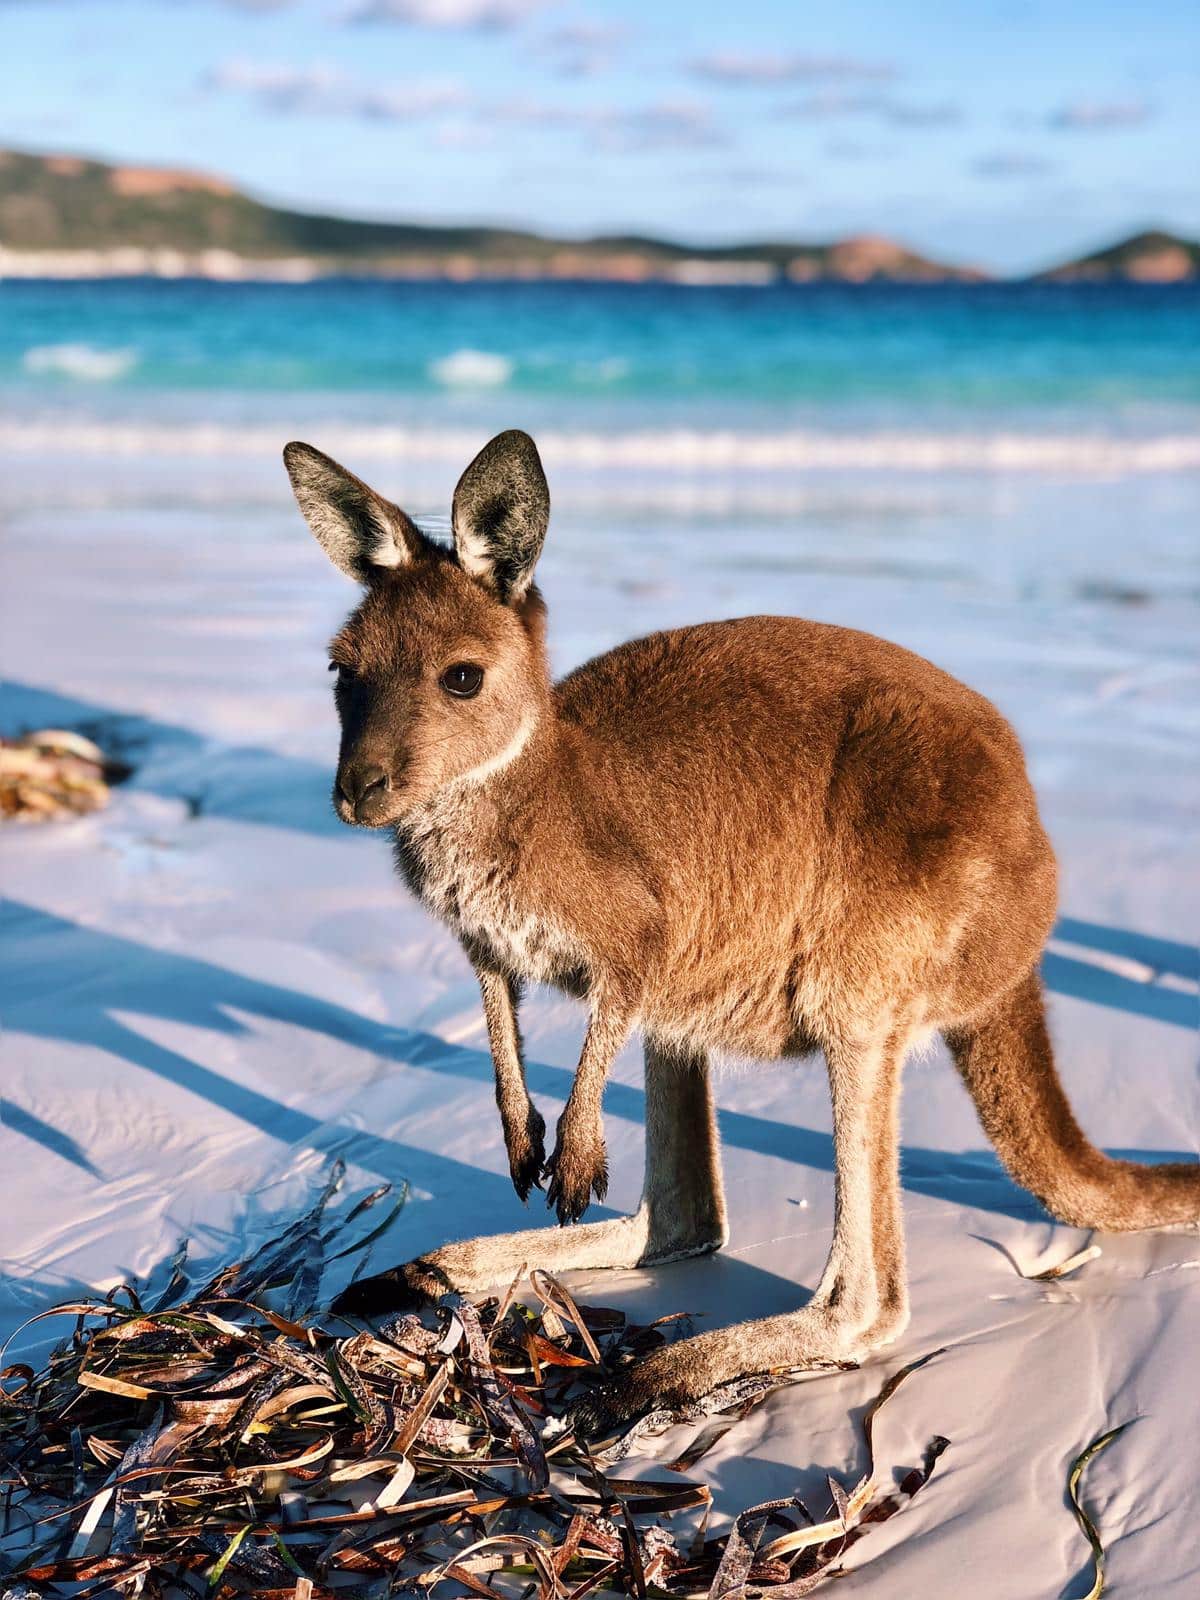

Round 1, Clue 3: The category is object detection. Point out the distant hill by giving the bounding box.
[1037,229,1200,283]
[3,149,1194,286]
[0,147,985,284]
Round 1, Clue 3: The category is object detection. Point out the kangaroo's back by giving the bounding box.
[551,615,1056,1041]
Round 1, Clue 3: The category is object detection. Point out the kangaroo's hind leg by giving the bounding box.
[858,1017,911,1348]
[568,1017,914,1436]
[331,1038,727,1314]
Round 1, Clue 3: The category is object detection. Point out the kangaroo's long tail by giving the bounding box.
[945,970,1199,1231]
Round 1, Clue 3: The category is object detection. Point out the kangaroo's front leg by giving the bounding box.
[330,1041,725,1315]
[544,996,633,1225]
[477,966,545,1201]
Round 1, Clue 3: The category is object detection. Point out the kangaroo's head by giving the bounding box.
[284,429,551,828]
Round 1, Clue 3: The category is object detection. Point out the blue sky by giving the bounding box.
[3,0,1197,272]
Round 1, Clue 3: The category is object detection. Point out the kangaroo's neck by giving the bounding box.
[394,709,592,983]
[412,700,566,834]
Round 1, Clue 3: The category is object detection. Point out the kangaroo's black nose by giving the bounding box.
[338,764,389,819]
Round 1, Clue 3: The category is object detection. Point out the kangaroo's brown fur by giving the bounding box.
[283,429,1200,1435]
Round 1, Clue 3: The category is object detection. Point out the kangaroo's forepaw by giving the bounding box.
[507,1107,547,1203]
[330,1255,455,1317]
[544,1129,608,1226]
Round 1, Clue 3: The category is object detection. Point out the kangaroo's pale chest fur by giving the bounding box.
[397,788,583,985]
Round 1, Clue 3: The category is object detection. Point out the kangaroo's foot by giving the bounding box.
[567,1302,878,1440]
[858,1288,910,1352]
[544,1110,609,1225]
[331,1207,664,1317]
[332,1252,456,1316]
[504,1104,547,1203]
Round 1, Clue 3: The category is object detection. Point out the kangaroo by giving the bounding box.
[283,428,1200,1436]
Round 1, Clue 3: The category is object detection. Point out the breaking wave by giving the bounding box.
[428,349,513,388]
[22,343,138,382]
[2,420,1197,477]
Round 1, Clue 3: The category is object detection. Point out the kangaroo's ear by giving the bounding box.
[452,430,549,603]
[283,441,425,582]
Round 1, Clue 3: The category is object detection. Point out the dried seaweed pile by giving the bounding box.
[0,730,128,822]
[1,1169,948,1599]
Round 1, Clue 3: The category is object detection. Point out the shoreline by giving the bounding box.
[4,417,1198,477]
[3,255,1197,287]
[0,248,982,285]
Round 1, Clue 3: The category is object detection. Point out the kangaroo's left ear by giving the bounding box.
[283,440,426,583]
[452,430,550,603]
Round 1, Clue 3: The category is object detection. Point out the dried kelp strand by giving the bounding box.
[1068,1423,1130,1600]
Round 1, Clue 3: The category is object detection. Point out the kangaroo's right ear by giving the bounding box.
[283,441,426,582]
[452,430,550,603]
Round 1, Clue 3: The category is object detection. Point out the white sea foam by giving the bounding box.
[3,419,1198,478]
[428,349,513,388]
[22,343,138,382]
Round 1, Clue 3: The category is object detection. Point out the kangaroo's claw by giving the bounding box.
[507,1106,547,1202]
[543,1131,608,1225]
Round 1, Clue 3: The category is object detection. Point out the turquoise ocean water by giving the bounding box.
[4,279,1198,446]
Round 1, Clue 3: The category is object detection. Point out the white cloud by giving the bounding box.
[778,92,961,126]
[539,20,625,78]
[824,138,879,162]
[973,151,1055,179]
[205,60,724,152]
[343,0,544,27]
[596,100,723,151]
[431,119,495,149]
[1050,100,1153,131]
[489,95,724,151]
[675,162,801,186]
[778,90,885,119]
[884,100,961,127]
[691,51,896,86]
[206,60,465,118]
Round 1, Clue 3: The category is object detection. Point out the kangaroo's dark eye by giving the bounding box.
[440,662,484,699]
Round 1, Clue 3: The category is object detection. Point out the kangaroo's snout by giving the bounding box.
[336,761,393,826]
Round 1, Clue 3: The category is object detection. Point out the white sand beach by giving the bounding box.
[2,439,1198,1595]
